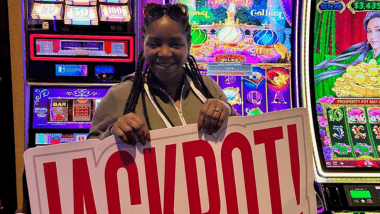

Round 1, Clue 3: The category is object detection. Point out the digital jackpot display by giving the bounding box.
[30,34,133,62]
[171,0,293,115]
[313,0,380,170]
[30,0,131,24]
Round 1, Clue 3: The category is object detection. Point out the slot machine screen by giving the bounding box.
[31,86,109,129]
[26,0,135,82]
[64,5,98,25]
[312,0,380,172]
[170,0,293,115]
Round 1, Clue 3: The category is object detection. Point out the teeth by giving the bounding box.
[159,63,172,67]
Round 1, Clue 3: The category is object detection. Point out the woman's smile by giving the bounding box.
[156,62,175,69]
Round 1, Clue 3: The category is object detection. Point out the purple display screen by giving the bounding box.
[32,87,110,129]
[209,66,291,116]
[61,41,104,51]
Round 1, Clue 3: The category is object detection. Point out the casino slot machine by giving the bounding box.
[302,0,380,213]
[168,0,299,116]
[22,0,143,148]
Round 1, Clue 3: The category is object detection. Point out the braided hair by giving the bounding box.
[123,9,214,130]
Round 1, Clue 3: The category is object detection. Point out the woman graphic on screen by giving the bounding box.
[315,11,380,83]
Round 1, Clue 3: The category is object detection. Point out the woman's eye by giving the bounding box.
[171,43,183,48]
[146,41,160,47]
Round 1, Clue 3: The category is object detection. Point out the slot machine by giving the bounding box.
[168,0,299,116]
[302,0,380,213]
[22,0,141,148]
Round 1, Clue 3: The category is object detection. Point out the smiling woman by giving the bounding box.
[367,17,380,57]
[87,3,239,145]
[315,11,380,83]
[143,15,189,96]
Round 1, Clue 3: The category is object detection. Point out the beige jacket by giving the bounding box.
[87,74,238,140]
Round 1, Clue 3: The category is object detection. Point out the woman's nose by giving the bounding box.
[371,32,377,39]
[158,44,172,57]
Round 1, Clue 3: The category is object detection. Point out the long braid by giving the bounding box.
[186,55,214,99]
[141,67,152,130]
[123,50,145,115]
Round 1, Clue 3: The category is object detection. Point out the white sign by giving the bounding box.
[24,108,316,214]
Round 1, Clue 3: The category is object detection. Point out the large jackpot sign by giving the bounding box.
[24,108,316,213]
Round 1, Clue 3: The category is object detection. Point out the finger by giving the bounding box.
[198,101,210,131]
[203,102,218,134]
[112,125,130,144]
[119,116,137,145]
[215,108,228,132]
[129,115,149,144]
[209,109,221,133]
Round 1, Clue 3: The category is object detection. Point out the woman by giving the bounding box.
[88,3,238,144]
[315,11,380,82]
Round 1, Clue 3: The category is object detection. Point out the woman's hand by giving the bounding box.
[111,113,150,145]
[198,99,231,134]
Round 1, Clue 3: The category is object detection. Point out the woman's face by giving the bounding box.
[143,15,190,83]
[367,17,380,51]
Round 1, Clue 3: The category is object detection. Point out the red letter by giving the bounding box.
[72,158,97,214]
[287,124,301,212]
[253,126,284,214]
[43,162,62,214]
[105,151,141,214]
[163,144,176,214]
[143,144,177,214]
[183,140,220,214]
[221,132,259,213]
[144,147,162,214]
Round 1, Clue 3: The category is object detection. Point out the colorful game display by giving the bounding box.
[32,87,109,129]
[313,0,380,169]
[171,0,293,115]
[25,0,135,148]
[26,0,134,82]
[64,5,99,25]
[99,5,131,22]
[35,133,88,147]
[31,3,64,20]
[50,99,69,122]
[308,1,380,213]
[73,99,92,122]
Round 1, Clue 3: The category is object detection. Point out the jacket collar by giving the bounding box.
[123,71,192,103]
